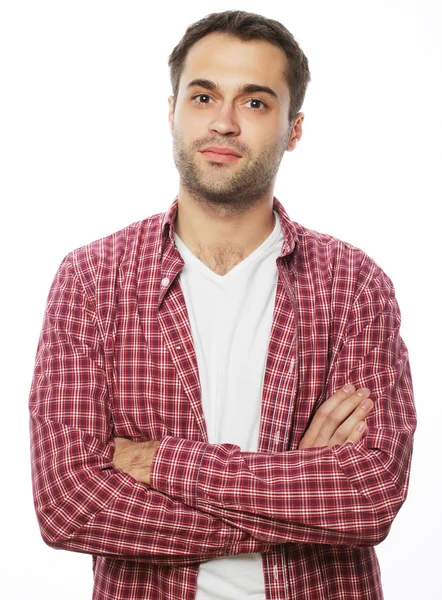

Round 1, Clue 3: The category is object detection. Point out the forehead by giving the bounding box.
[180,33,289,98]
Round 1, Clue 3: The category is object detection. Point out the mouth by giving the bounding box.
[199,150,242,163]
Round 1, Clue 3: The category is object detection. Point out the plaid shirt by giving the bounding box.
[29,196,416,600]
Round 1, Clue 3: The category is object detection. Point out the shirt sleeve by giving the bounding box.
[149,257,417,548]
[29,254,272,566]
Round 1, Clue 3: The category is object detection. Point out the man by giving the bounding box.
[29,10,416,600]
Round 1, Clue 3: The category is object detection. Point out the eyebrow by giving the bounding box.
[185,78,279,101]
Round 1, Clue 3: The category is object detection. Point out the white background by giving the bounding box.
[1,1,440,598]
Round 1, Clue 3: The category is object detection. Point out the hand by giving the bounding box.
[112,437,160,485]
[298,385,373,449]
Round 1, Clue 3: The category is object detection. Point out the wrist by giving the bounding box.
[134,441,159,485]
[149,436,210,504]
[112,438,160,485]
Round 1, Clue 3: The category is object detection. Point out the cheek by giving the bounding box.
[174,109,206,136]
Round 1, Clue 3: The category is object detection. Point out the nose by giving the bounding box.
[209,103,241,137]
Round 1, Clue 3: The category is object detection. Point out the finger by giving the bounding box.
[316,384,357,417]
[314,388,371,446]
[327,397,374,447]
[343,420,368,446]
[299,384,356,448]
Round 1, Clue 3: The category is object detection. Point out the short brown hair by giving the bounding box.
[168,10,311,125]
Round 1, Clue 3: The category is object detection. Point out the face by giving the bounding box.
[168,33,303,212]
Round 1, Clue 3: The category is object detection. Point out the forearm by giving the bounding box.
[30,414,272,566]
[149,430,412,548]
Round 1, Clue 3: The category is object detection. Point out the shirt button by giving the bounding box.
[161,277,169,286]
[288,358,295,373]
[273,565,278,580]
[274,430,280,444]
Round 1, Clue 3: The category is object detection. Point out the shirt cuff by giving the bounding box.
[149,436,209,506]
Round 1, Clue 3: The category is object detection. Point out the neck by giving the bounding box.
[174,188,276,259]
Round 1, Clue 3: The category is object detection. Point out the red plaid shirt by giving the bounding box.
[29,196,416,599]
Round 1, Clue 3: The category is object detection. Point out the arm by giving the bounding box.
[149,258,417,547]
[29,254,272,566]
[112,383,374,484]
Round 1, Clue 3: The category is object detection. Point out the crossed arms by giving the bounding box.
[112,385,399,549]
[29,251,417,566]
[113,384,374,485]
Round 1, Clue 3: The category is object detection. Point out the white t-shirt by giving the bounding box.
[174,209,284,600]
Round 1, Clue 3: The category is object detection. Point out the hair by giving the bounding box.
[168,10,311,126]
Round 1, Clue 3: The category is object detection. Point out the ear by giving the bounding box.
[286,112,304,152]
[168,96,175,135]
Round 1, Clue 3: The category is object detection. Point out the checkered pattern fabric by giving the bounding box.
[29,196,416,599]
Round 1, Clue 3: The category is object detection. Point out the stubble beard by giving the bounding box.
[172,124,292,216]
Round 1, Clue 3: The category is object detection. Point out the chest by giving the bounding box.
[105,263,338,451]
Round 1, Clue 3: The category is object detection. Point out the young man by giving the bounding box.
[29,10,416,600]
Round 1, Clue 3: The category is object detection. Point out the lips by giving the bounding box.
[200,151,241,163]
[200,146,243,157]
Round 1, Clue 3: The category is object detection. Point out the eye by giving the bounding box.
[191,94,214,106]
[245,99,268,111]
[190,94,268,112]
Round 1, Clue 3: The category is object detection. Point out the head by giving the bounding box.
[167,10,311,211]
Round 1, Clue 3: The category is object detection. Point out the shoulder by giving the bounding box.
[294,220,365,262]
[292,221,396,298]
[58,212,164,298]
